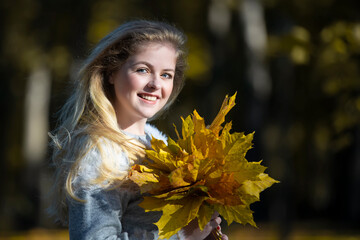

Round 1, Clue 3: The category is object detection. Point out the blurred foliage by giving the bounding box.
[0,0,359,238]
[1,226,360,240]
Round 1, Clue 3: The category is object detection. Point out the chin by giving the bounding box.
[136,111,156,120]
[139,107,165,119]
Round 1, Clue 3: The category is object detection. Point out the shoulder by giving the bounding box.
[145,123,168,144]
[81,139,130,170]
[75,139,130,187]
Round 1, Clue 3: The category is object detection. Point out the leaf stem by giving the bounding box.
[211,228,223,240]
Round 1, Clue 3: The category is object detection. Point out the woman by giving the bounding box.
[49,20,228,240]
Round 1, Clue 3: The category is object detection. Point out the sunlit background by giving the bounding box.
[1,0,359,239]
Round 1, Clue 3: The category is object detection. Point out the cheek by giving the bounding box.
[115,75,138,95]
[164,82,174,99]
[126,75,144,90]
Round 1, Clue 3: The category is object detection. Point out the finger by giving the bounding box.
[201,217,221,236]
[209,216,222,229]
[214,216,221,225]
[221,234,229,240]
[210,211,219,220]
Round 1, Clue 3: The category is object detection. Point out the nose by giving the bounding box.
[147,76,161,89]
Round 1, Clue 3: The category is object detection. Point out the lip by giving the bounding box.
[137,93,160,103]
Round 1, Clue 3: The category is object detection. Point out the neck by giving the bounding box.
[112,101,148,135]
[118,119,147,135]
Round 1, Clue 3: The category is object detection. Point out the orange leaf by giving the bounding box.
[207,172,243,206]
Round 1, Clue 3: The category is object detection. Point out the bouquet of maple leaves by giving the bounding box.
[129,93,278,239]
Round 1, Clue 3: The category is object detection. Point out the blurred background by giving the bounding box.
[1,0,359,239]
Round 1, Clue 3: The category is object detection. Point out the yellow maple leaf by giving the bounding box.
[209,93,237,135]
[129,93,279,239]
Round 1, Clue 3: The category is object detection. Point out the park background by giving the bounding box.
[0,0,359,239]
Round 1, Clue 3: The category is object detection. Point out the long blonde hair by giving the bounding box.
[48,20,187,223]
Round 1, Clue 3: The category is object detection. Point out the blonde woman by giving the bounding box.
[49,20,228,240]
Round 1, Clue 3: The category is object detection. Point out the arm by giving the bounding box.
[68,187,129,240]
[67,146,130,240]
[68,145,164,240]
[68,186,183,240]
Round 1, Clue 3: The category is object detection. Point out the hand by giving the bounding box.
[178,212,228,240]
[204,225,229,240]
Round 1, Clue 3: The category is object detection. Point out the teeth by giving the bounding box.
[140,95,157,101]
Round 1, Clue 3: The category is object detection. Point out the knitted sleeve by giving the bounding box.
[68,147,130,240]
[68,187,128,240]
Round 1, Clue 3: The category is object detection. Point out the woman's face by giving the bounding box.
[109,42,176,126]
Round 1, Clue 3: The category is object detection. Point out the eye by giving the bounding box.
[161,72,173,79]
[136,68,149,74]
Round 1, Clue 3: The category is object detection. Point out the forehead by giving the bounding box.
[127,42,177,65]
[133,41,177,55]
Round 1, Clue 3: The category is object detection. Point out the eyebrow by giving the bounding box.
[131,61,175,72]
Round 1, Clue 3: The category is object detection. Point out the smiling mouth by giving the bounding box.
[138,94,157,101]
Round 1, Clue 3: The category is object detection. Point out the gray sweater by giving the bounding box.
[68,124,180,240]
